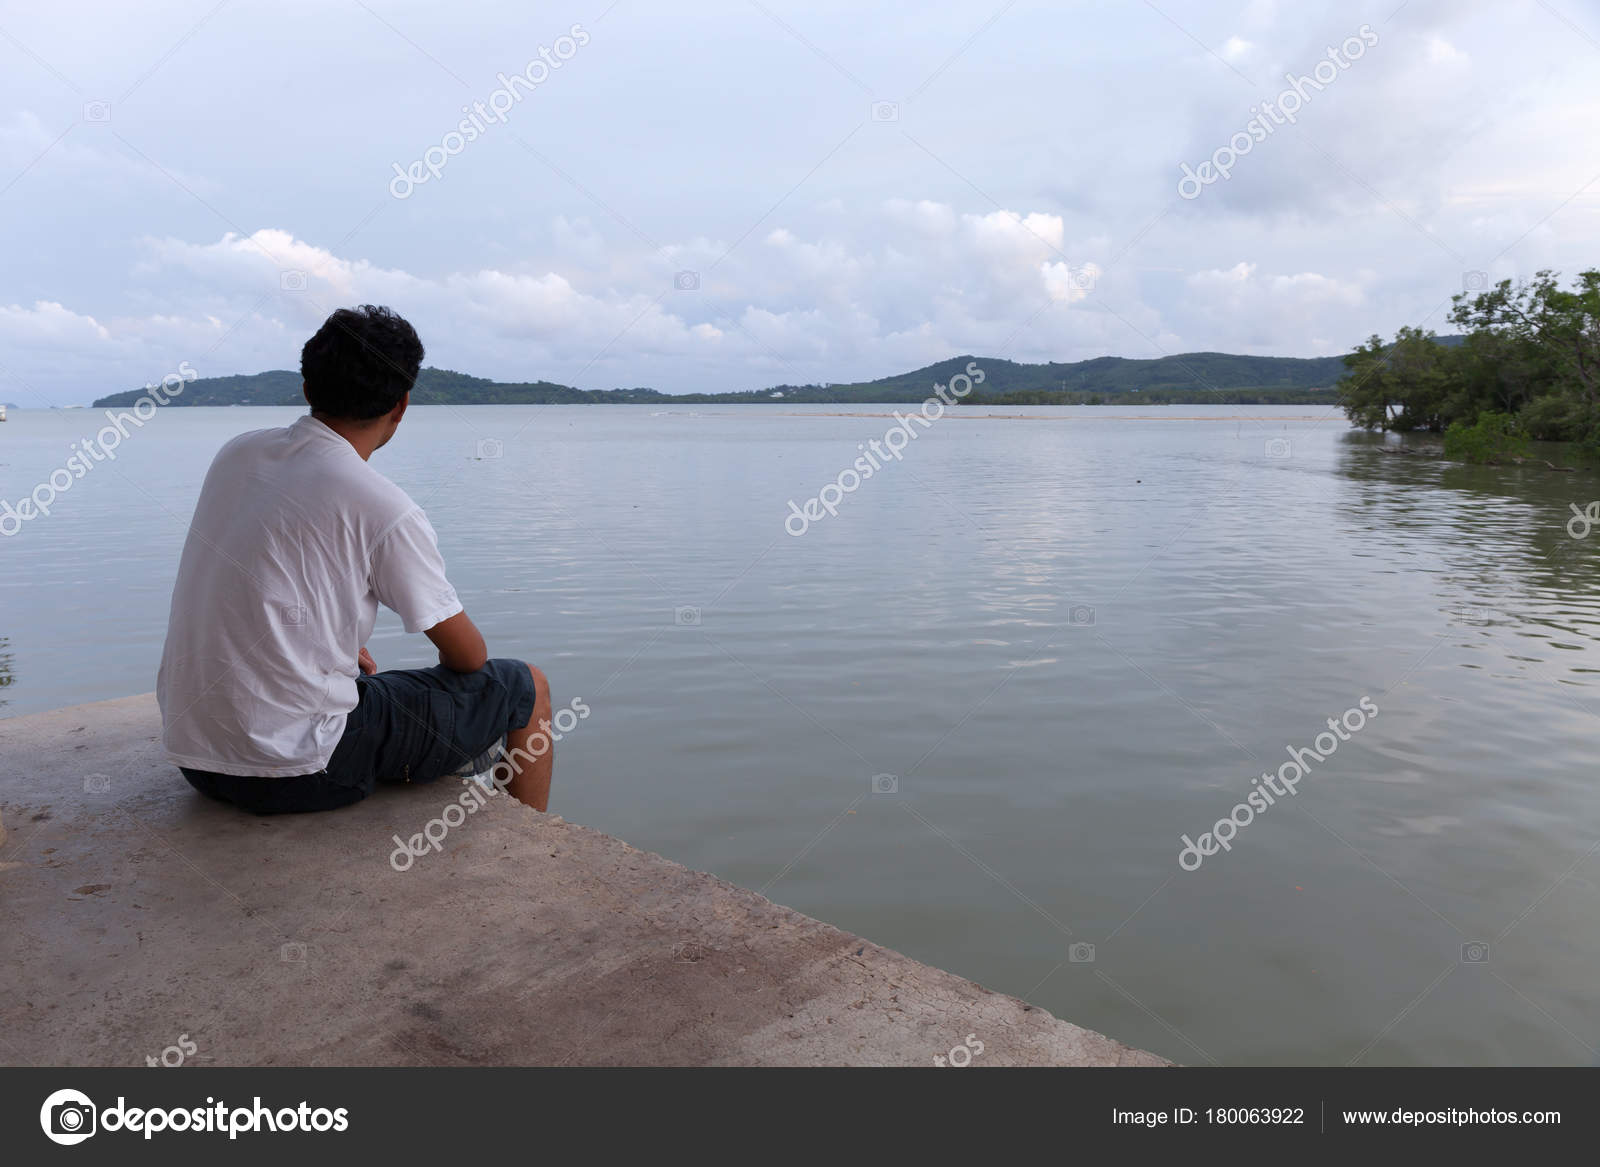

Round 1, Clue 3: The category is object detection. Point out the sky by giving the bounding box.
[0,0,1596,404]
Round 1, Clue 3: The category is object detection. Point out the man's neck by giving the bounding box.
[310,412,386,461]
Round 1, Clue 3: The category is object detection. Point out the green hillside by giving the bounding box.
[92,368,664,409]
[669,352,1351,405]
[92,349,1371,409]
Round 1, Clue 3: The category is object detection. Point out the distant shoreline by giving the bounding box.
[775,411,1337,420]
[89,351,1350,410]
[43,401,1343,415]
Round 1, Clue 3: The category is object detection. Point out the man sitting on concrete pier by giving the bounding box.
[156,304,553,814]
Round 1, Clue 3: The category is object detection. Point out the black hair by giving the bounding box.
[300,305,425,420]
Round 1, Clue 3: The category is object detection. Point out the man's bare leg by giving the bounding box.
[505,663,554,811]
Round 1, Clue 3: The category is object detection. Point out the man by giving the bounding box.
[157,304,553,814]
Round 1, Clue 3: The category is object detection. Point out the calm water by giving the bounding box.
[4,402,1600,1066]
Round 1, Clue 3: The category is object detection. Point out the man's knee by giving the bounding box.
[525,663,551,712]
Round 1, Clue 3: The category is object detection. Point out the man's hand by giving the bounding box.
[358,646,377,675]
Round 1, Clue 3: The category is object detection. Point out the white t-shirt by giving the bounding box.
[157,415,463,776]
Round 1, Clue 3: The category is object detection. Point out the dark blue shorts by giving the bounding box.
[181,659,540,815]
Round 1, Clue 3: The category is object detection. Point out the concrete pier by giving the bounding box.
[1,695,1165,1067]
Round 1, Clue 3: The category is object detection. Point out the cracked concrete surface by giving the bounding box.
[0,694,1167,1067]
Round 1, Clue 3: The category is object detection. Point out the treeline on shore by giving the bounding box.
[1338,269,1600,463]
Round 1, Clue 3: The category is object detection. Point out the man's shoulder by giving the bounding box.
[202,425,285,484]
[217,424,278,455]
[348,462,425,531]
[221,422,427,535]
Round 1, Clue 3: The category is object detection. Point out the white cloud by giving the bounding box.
[1041,260,1103,303]
[0,1,1593,402]
[1191,261,1257,286]
[8,204,1145,397]
[1182,263,1367,351]
[0,300,111,345]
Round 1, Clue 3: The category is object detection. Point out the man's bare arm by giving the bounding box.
[425,611,488,673]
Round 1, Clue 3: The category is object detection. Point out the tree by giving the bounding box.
[1341,269,1600,444]
[1442,412,1528,464]
[1338,327,1462,432]
[1448,269,1600,438]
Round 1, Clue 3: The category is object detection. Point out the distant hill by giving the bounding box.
[92,347,1400,409]
[670,352,1351,405]
[92,368,665,409]
[97,370,305,408]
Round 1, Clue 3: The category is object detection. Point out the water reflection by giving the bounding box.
[7,407,1600,1064]
[1334,432,1600,672]
[0,637,13,709]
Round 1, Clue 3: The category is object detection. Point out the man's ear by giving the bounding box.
[302,381,312,408]
[391,392,409,426]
